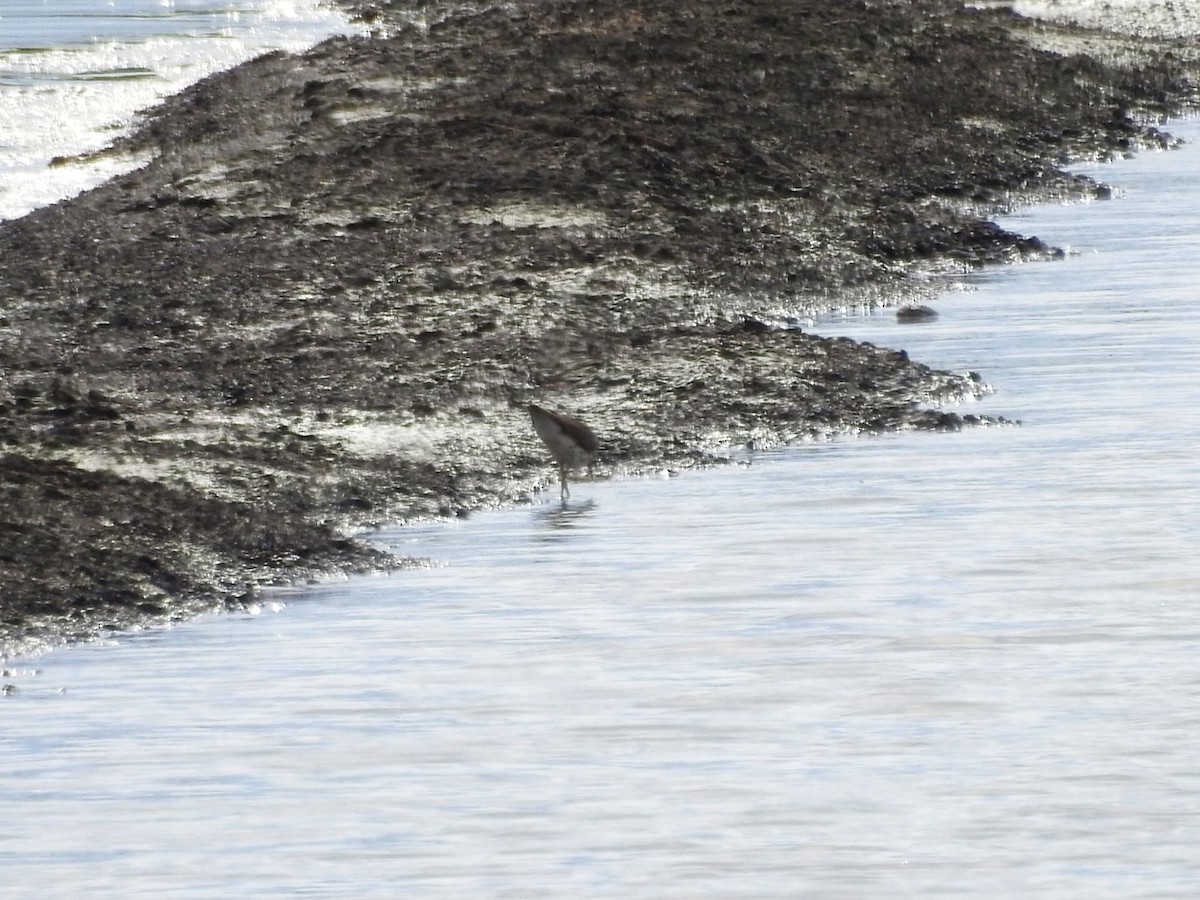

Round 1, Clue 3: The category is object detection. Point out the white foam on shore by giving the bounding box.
[0,1,364,221]
[970,0,1200,38]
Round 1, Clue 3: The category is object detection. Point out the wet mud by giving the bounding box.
[1,0,1197,653]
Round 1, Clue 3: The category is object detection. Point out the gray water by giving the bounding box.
[3,121,1200,897]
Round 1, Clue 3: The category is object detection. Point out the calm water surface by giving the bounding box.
[3,121,1200,897]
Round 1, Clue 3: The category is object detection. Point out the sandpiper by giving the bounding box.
[528,403,599,499]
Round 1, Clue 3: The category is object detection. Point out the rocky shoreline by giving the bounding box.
[1,0,1196,655]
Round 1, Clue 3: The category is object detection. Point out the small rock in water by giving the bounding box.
[896,305,939,323]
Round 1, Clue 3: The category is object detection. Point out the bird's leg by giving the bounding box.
[559,464,570,499]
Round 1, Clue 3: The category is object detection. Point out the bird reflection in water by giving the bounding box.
[533,498,597,538]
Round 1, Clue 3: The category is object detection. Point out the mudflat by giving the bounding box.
[1,0,1196,653]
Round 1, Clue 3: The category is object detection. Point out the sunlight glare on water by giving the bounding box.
[0,0,359,220]
[3,122,1200,897]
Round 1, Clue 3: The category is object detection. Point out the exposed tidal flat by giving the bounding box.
[2,0,1199,652]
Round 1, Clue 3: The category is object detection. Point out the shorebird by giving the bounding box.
[528,403,598,499]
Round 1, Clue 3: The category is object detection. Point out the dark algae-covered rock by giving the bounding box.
[1,0,1197,652]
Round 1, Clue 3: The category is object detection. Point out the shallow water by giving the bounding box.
[0,0,358,220]
[4,121,1200,897]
